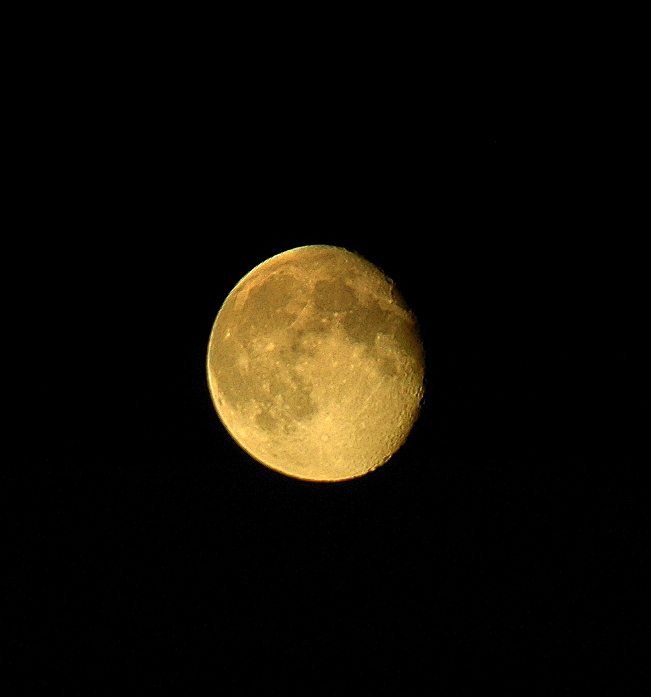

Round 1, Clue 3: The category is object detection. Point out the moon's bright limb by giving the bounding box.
[206,245,425,482]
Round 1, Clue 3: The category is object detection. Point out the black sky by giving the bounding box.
[8,21,644,694]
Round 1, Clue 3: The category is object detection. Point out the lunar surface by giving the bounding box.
[206,245,425,482]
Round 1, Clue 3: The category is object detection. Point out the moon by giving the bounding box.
[206,245,425,482]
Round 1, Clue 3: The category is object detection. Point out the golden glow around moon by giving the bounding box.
[206,245,424,482]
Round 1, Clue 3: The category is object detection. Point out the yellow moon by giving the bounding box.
[206,245,425,482]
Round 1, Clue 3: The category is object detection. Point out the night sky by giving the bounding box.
[8,20,643,694]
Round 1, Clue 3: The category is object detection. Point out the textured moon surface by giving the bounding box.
[206,245,425,482]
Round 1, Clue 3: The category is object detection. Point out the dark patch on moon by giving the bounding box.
[256,410,278,432]
[289,328,328,357]
[313,279,357,312]
[294,312,331,334]
[242,273,303,334]
[341,299,391,347]
[377,356,399,377]
[208,322,318,424]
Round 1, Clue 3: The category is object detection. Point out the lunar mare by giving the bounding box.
[206,245,424,482]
